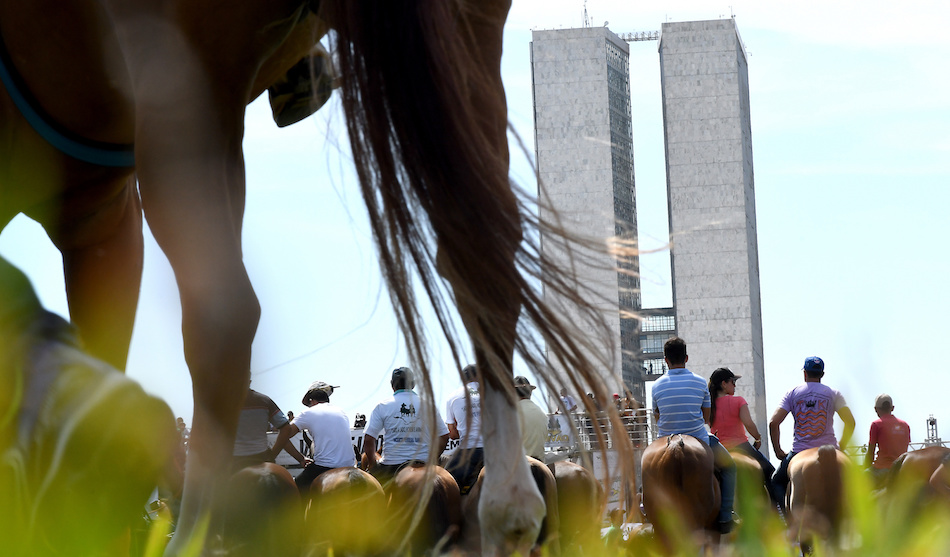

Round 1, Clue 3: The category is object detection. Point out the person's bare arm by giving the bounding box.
[362,434,379,469]
[282,432,308,466]
[738,404,762,449]
[837,406,855,449]
[769,408,789,461]
[437,433,450,458]
[269,422,297,460]
[447,423,460,440]
[702,406,711,426]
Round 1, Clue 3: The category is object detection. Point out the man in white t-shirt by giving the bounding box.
[363,367,450,484]
[444,364,483,494]
[515,376,547,461]
[285,381,355,492]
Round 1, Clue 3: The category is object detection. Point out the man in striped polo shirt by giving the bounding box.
[652,337,737,533]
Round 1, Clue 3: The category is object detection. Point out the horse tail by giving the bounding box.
[666,434,686,484]
[321,0,627,469]
[817,445,843,535]
[886,451,908,491]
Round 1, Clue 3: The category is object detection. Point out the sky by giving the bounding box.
[2,1,949,464]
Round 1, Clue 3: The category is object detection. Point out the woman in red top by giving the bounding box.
[708,367,778,505]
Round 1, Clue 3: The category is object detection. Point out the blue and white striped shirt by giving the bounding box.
[652,367,710,445]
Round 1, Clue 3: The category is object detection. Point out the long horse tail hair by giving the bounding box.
[319,0,633,488]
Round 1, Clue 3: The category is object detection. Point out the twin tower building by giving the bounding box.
[532,19,767,439]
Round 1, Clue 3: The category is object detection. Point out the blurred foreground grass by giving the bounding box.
[50,459,950,556]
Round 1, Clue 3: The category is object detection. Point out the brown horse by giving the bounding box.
[786,445,850,551]
[886,446,950,515]
[640,435,719,551]
[387,463,463,554]
[217,463,303,557]
[552,460,604,552]
[307,467,387,556]
[0,0,623,553]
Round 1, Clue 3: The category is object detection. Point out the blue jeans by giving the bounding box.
[709,435,736,523]
[771,451,798,512]
[445,447,484,495]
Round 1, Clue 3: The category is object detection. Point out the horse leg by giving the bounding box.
[100,24,262,555]
[48,175,143,371]
[438,0,545,553]
[479,386,546,555]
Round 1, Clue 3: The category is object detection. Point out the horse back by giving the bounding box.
[389,464,462,552]
[308,467,387,554]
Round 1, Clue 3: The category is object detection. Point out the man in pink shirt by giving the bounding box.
[864,394,910,488]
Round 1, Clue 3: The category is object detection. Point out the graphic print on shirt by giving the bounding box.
[794,396,830,439]
[399,403,416,419]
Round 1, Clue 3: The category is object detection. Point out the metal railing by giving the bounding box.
[561,407,656,452]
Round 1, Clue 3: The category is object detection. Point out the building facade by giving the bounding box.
[658,19,767,440]
[531,27,643,400]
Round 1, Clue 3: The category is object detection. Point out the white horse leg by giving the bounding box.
[478,380,546,555]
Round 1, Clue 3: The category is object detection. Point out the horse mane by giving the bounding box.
[319,0,629,463]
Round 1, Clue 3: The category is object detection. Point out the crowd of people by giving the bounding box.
[176,363,554,507]
[161,336,920,541]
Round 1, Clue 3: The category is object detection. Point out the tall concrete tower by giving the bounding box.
[531,27,643,401]
[658,19,767,437]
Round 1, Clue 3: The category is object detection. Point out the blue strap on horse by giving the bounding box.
[0,33,134,167]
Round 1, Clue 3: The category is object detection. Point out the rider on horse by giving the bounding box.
[285,381,355,492]
[768,356,855,512]
[651,337,738,533]
[445,365,485,495]
[362,367,450,485]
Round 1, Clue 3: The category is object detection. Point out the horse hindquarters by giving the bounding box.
[553,460,602,552]
[641,436,719,549]
[788,446,846,548]
[389,465,462,553]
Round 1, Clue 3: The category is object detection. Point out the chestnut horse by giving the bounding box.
[218,463,303,557]
[886,446,950,516]
[0,0,619,554]
[640,435,719,551]
[387,464,463,554]
[552,460,604,552]
[307,467,387,555]
[786,445,850,551]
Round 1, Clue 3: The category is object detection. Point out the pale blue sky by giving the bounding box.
[2,1,948,460]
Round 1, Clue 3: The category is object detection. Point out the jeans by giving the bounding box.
[771,451,798,512]
[709,435,736,523]
[445,447,484,495]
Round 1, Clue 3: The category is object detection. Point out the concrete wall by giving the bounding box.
[532,27,641,398]
[659,19,768,445]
